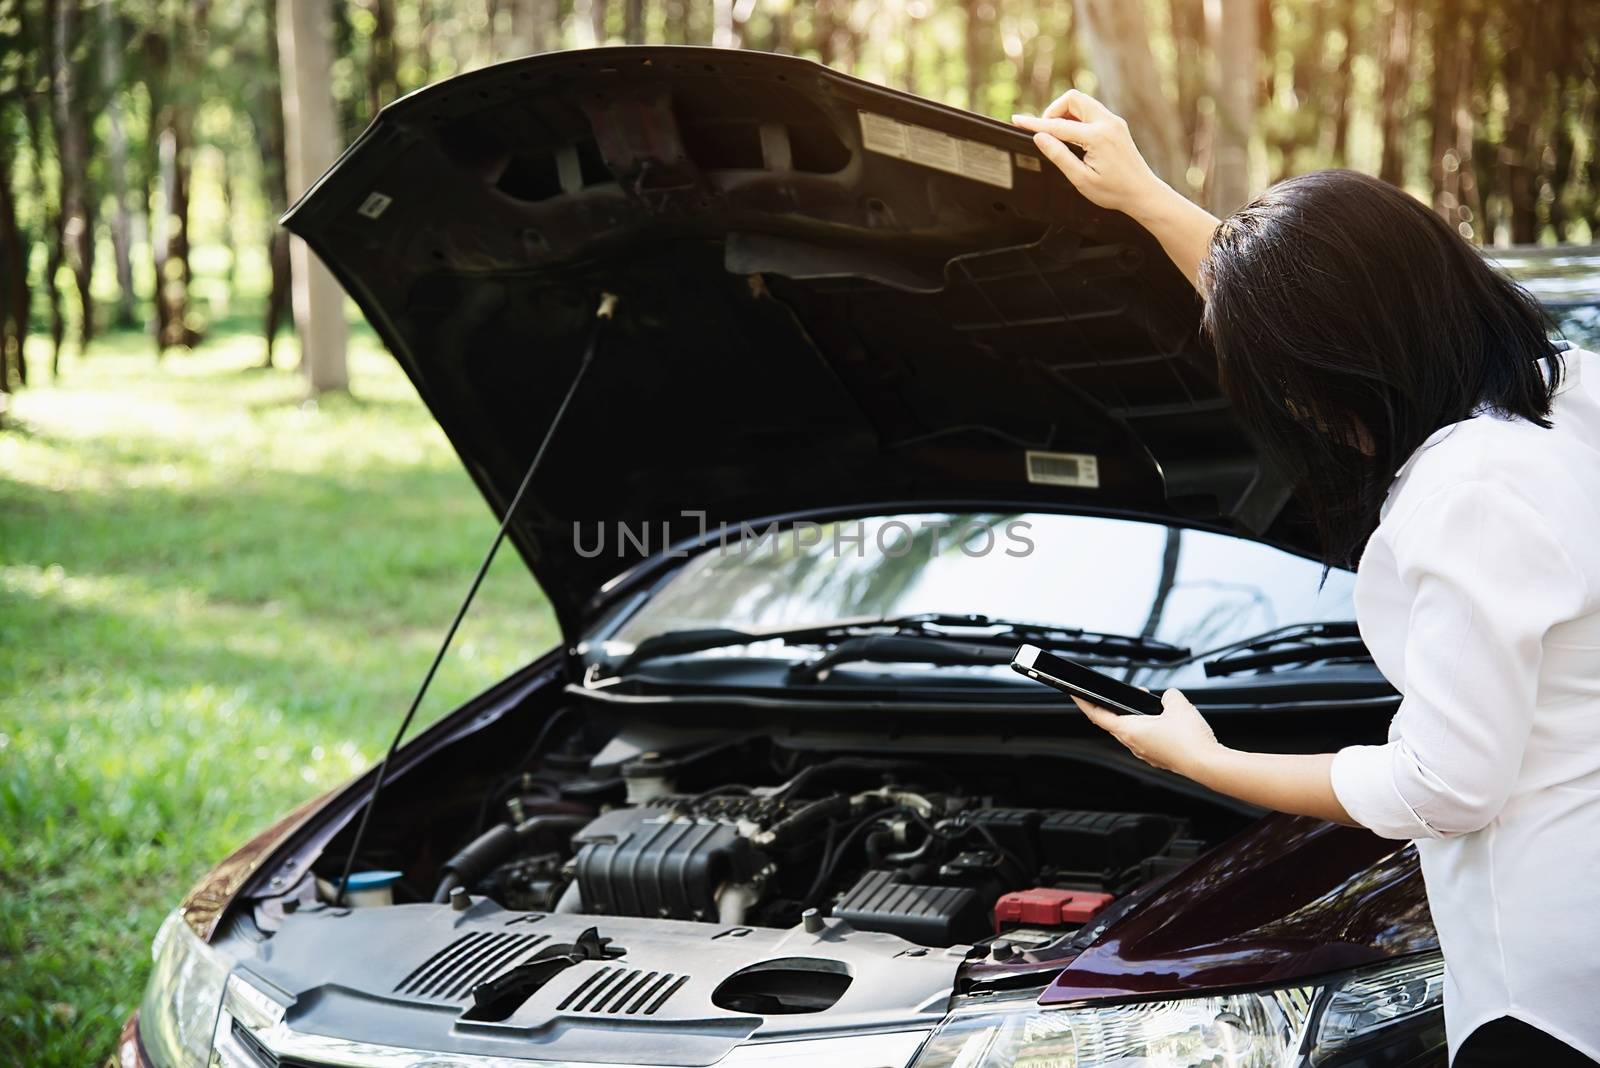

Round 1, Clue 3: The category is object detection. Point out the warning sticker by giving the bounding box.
[858,111,1013,190]
[1025,450,1100,489]
[356,192,393,219]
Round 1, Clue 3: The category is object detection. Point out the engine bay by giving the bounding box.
[301,709,1238,956]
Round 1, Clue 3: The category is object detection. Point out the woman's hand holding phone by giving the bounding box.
[1072,689,1220,777]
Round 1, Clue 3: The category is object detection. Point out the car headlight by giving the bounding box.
[910,988,1318,1068]
[139,911,234,1068]
[1310,954,1445,1064]
[909,954,1443,1068]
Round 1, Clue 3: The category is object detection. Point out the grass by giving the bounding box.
[0,316,558,1065]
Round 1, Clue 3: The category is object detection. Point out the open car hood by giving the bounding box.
[284,46,1299,632]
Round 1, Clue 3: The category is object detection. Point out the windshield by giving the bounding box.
[603,512,1356,688]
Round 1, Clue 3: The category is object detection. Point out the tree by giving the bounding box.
[16,0,67,377]
[145,1,206,355]
[277,0,349,394]
[1377,0,1415,186]
[1498,1,1545,243]
[251,1,294,368]
[1071,0,1187,190]
[368,0,401,114]
[1209,0,1259,212]
[0,131,29,401]
[100,0,138,328]
[51,0,96,351]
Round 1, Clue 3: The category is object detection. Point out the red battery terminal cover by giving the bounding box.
[993,888,1115,932]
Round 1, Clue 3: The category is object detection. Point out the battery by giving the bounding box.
[993,887,1115,932]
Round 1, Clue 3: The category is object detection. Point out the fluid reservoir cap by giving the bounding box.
[345,870,402,891]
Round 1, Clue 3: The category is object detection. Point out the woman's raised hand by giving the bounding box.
[1012,90,1168,218]
[1014,90,1221,290]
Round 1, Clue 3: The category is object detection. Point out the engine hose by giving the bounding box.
[864,829,896,868]
[760,793,850,845]
[431,814,590,903]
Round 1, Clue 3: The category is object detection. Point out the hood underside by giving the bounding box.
[284,46,1298,629]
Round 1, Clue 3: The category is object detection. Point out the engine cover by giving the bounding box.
[571,805,769,922]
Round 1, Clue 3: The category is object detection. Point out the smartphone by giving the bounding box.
[1010,644,1164,716]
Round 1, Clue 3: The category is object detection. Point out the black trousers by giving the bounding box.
[1454,1017,1597,1067]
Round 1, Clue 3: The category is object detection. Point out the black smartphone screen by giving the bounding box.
[1010,644,1165,716]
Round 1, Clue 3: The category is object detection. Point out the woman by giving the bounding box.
[1012,93,1600,1067]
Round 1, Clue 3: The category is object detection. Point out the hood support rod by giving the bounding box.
[334,292,619,905]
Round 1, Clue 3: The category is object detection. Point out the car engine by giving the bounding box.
[434,747,1202,950]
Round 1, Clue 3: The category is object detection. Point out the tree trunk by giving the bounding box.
[18,51,65,378]
[767,0,793,54]
[0,137,30,397]
[1544,3,1581,243]
[1168,0,1205,176]
[1272,0,1325,183]
[1071,0,1187,190]
[51,0,96,351]
[1582,81,1600,239]
[368,0,400,113]
[660,0,686,44]
[711,0,734,48]
[812,0,837,64]
[1326,0,1357,166]
[1428,0,1461,223]
[146,4,203,356]
[258,0,293,368]
[1377,0,1414,187]
[536,0,557,52]
[220,147,238,306]
[1208,0,1257,214]
[623,0,643,43]
[278,0,350,394]
[150,98,202,354]
[963,0,990,113]
[1453,0,1488,240]
[1499,2,1544,244]
[100,0,138,328]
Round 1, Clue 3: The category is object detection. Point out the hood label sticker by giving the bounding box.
[357,192,393,219]
[858,111,1014,190]
[1026,450,1100,489]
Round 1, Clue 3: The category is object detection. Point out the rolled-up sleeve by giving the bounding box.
[1332,480,1588,840]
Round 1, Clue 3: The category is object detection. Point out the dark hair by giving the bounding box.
[1200,169,1560,567]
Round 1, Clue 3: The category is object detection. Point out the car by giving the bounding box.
[120,45,1599,1068]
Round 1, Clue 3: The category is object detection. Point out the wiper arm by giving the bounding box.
[612,617,884,674]
[612,612,1190,676]
[786,635,1013,684]
[889,613,1191,662]
[1201,621,1371,678]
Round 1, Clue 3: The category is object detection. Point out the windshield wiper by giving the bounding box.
[787,635,1017,684]
[1201,621,1370,677]
[612,612,1190,676]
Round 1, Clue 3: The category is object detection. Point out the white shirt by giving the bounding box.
[1331,345,1600,1063]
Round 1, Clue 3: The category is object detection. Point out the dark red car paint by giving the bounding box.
[1040,814,1435,1002]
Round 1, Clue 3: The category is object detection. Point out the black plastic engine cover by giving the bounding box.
[572,806,766,922]
[833,869,986,945]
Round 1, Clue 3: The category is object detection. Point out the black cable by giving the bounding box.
[966,822,1031,883]
[472,705,580,833]
[334,294,618,905]
[802,807,908,907]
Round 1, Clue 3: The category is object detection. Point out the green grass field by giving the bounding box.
[0,320,558,1065]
